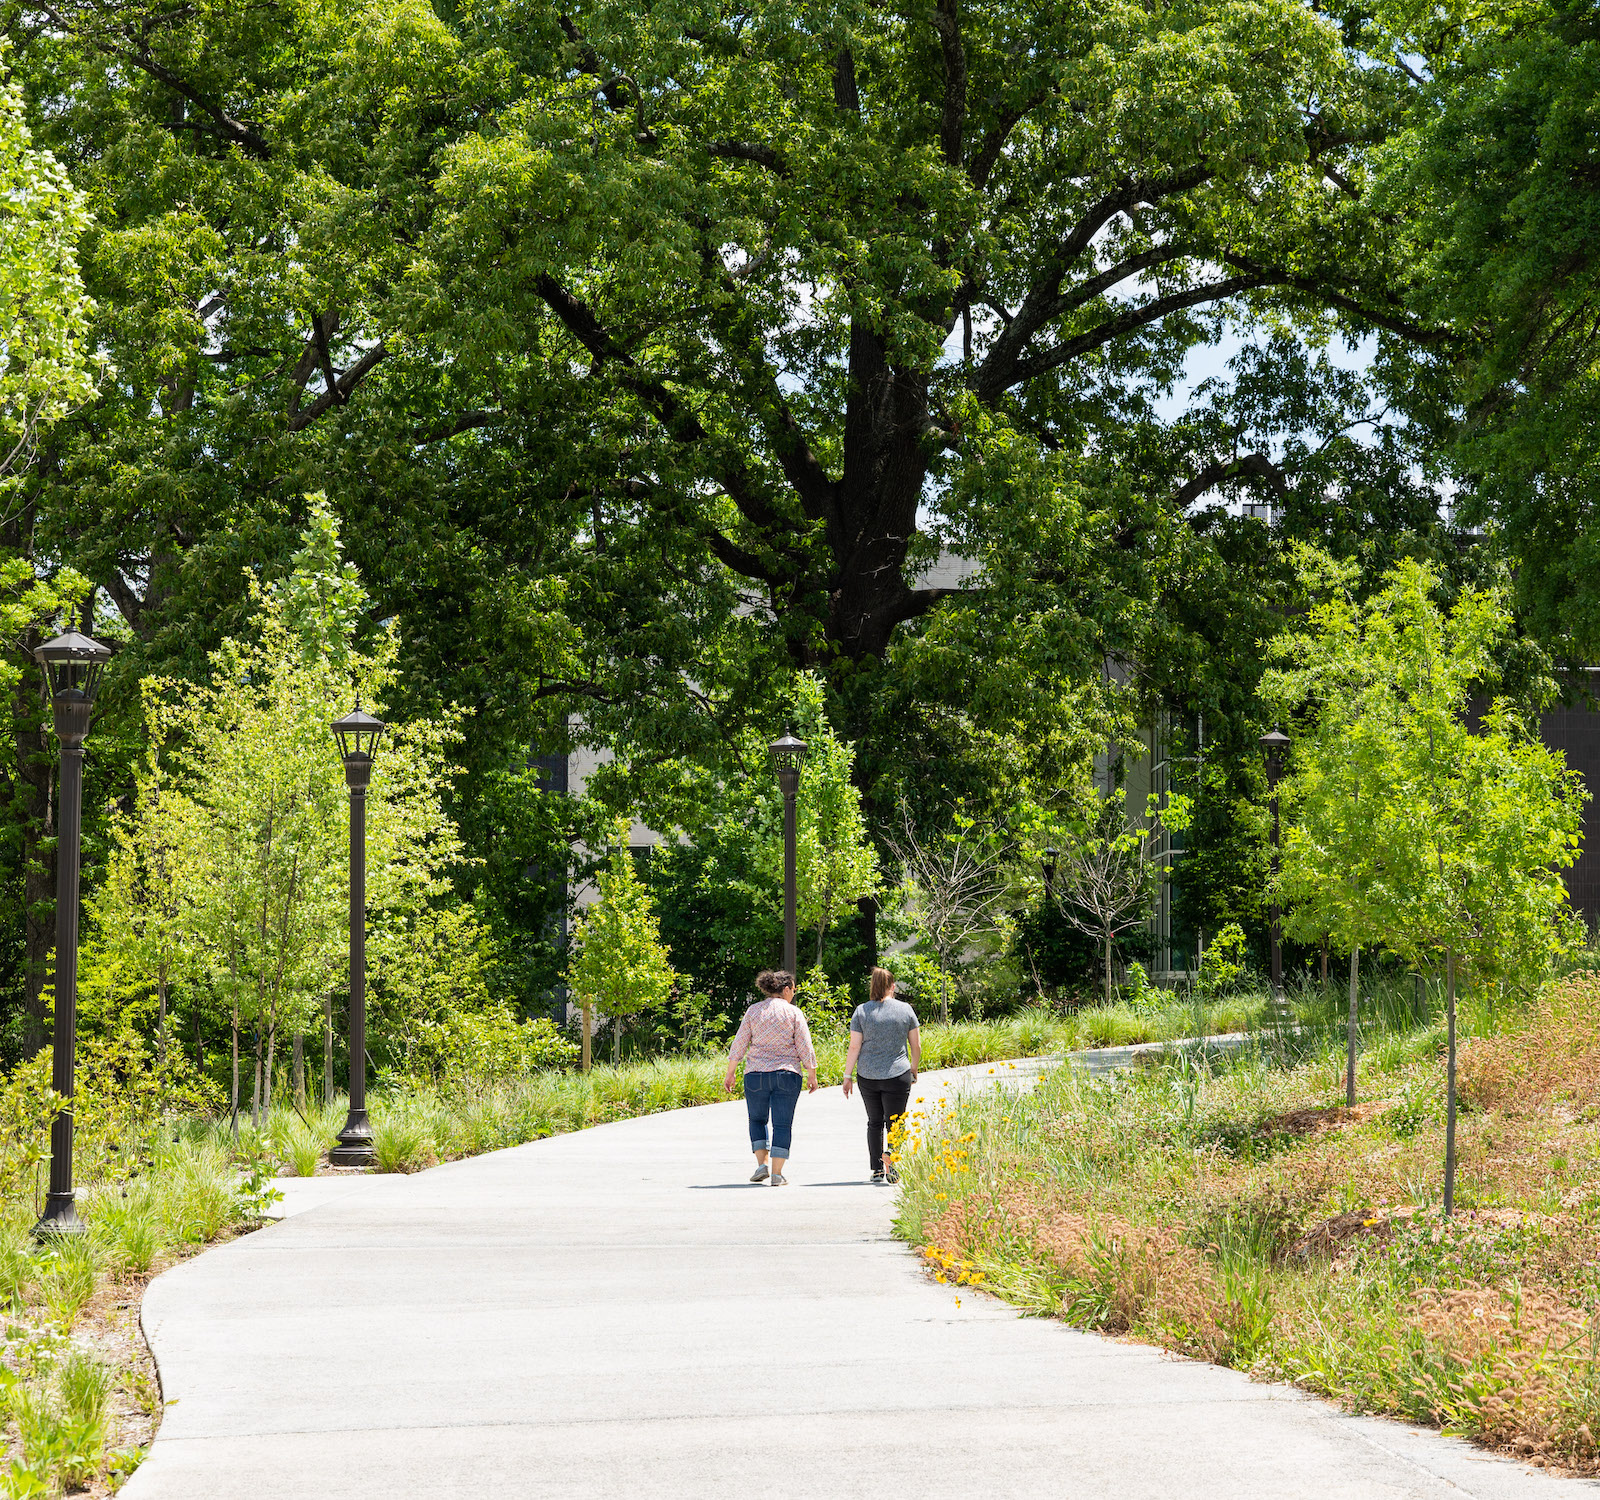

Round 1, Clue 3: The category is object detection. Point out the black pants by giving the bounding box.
[858,1073,913,1172]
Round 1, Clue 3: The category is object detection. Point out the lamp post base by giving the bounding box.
[33,1192,85,1240]
[330,1108,374,1168]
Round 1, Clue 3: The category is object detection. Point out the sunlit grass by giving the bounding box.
[897,975,1600,1472]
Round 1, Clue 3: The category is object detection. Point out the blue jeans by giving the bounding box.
[744,1069,803,1157]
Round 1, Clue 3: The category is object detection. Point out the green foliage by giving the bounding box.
[1052,793,1189,1006]
[367,902,577,1090]
[0,41,99,492]
[85,499,469,1118]
[1364,0,1600,661]
[1197,924,1250,998]
[793,967,854,1045]
[566,824,678,1062]
[459,766,601,1013]
[72,1026,218,1187]
[0,1054,56,1210]
[0,0,1439,1021]
[650,833,783,1019]
[783,675,879,966]
[1269,557,1585,989]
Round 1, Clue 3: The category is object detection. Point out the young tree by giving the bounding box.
[566,823,677,1069]
[887,803,1015,1023]
[1269,553,1407,1105]
[784,675,878,967]
[94,496,467,1126]
[82,726,197,1063]
[1052,793,1187,1008]
[1271,558,1584,1212]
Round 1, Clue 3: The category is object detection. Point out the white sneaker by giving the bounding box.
[750,1165,770,1183]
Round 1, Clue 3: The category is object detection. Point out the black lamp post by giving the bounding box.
[1259,729,1290,1010]
[1041,847,1058,901]
[330,707,385,1167]
[768,733,808,977]
[34,631,111,1239]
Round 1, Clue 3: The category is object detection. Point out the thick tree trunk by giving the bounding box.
[1345,946,1360,1107]
[858,894,878,969]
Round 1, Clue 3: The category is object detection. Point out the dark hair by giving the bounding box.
[756,969,795,996]
[869,967,895,1003]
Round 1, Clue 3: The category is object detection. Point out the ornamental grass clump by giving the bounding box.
[897,973,1600,1473]
[0,1127,269,1494]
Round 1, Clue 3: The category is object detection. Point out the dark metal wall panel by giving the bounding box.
[1542,707,1600,926]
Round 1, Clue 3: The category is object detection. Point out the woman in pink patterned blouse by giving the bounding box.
[723,969,818,1186]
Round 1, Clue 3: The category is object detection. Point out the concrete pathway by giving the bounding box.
[127,1063,1594,1499]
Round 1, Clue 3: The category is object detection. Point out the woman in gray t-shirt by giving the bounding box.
[843,967,921,1184]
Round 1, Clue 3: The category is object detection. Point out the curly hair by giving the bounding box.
[755,969,795,996]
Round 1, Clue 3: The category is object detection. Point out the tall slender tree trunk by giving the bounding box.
[323,994,333,1107]
[292,1033,305,1110]
[1103,933,1113,1007]
[1443,947,1458,1217]
[263,1021,277,1117]
[230,996,240,1144]
[940,971,950,1025]
[14,647,54,1057]
[612,1013,621,1065]
[581,1002,592,1073]
[1320,936,1329,985]
[156,969,168,1065]
[251,1016,263,1128]
[1345,946,1360,1107]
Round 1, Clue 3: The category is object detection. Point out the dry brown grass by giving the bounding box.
[1401,1285,1600,1467]
[1460,974,1600,1113]
[926,1187,1269,1363]
[902,974,1600,1475]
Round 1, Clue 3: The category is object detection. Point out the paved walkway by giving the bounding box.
[127,1064,1594,1499]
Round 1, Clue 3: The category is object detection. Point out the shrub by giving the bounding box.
[73,1027,220,1187]
[0,1054,59,1210]
[1197,923,1248,997]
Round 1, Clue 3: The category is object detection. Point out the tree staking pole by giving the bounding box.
[768,733,808,977]
[1260,730,1290,1021]
[330,707,385,1167]
[34,631,111,1240]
